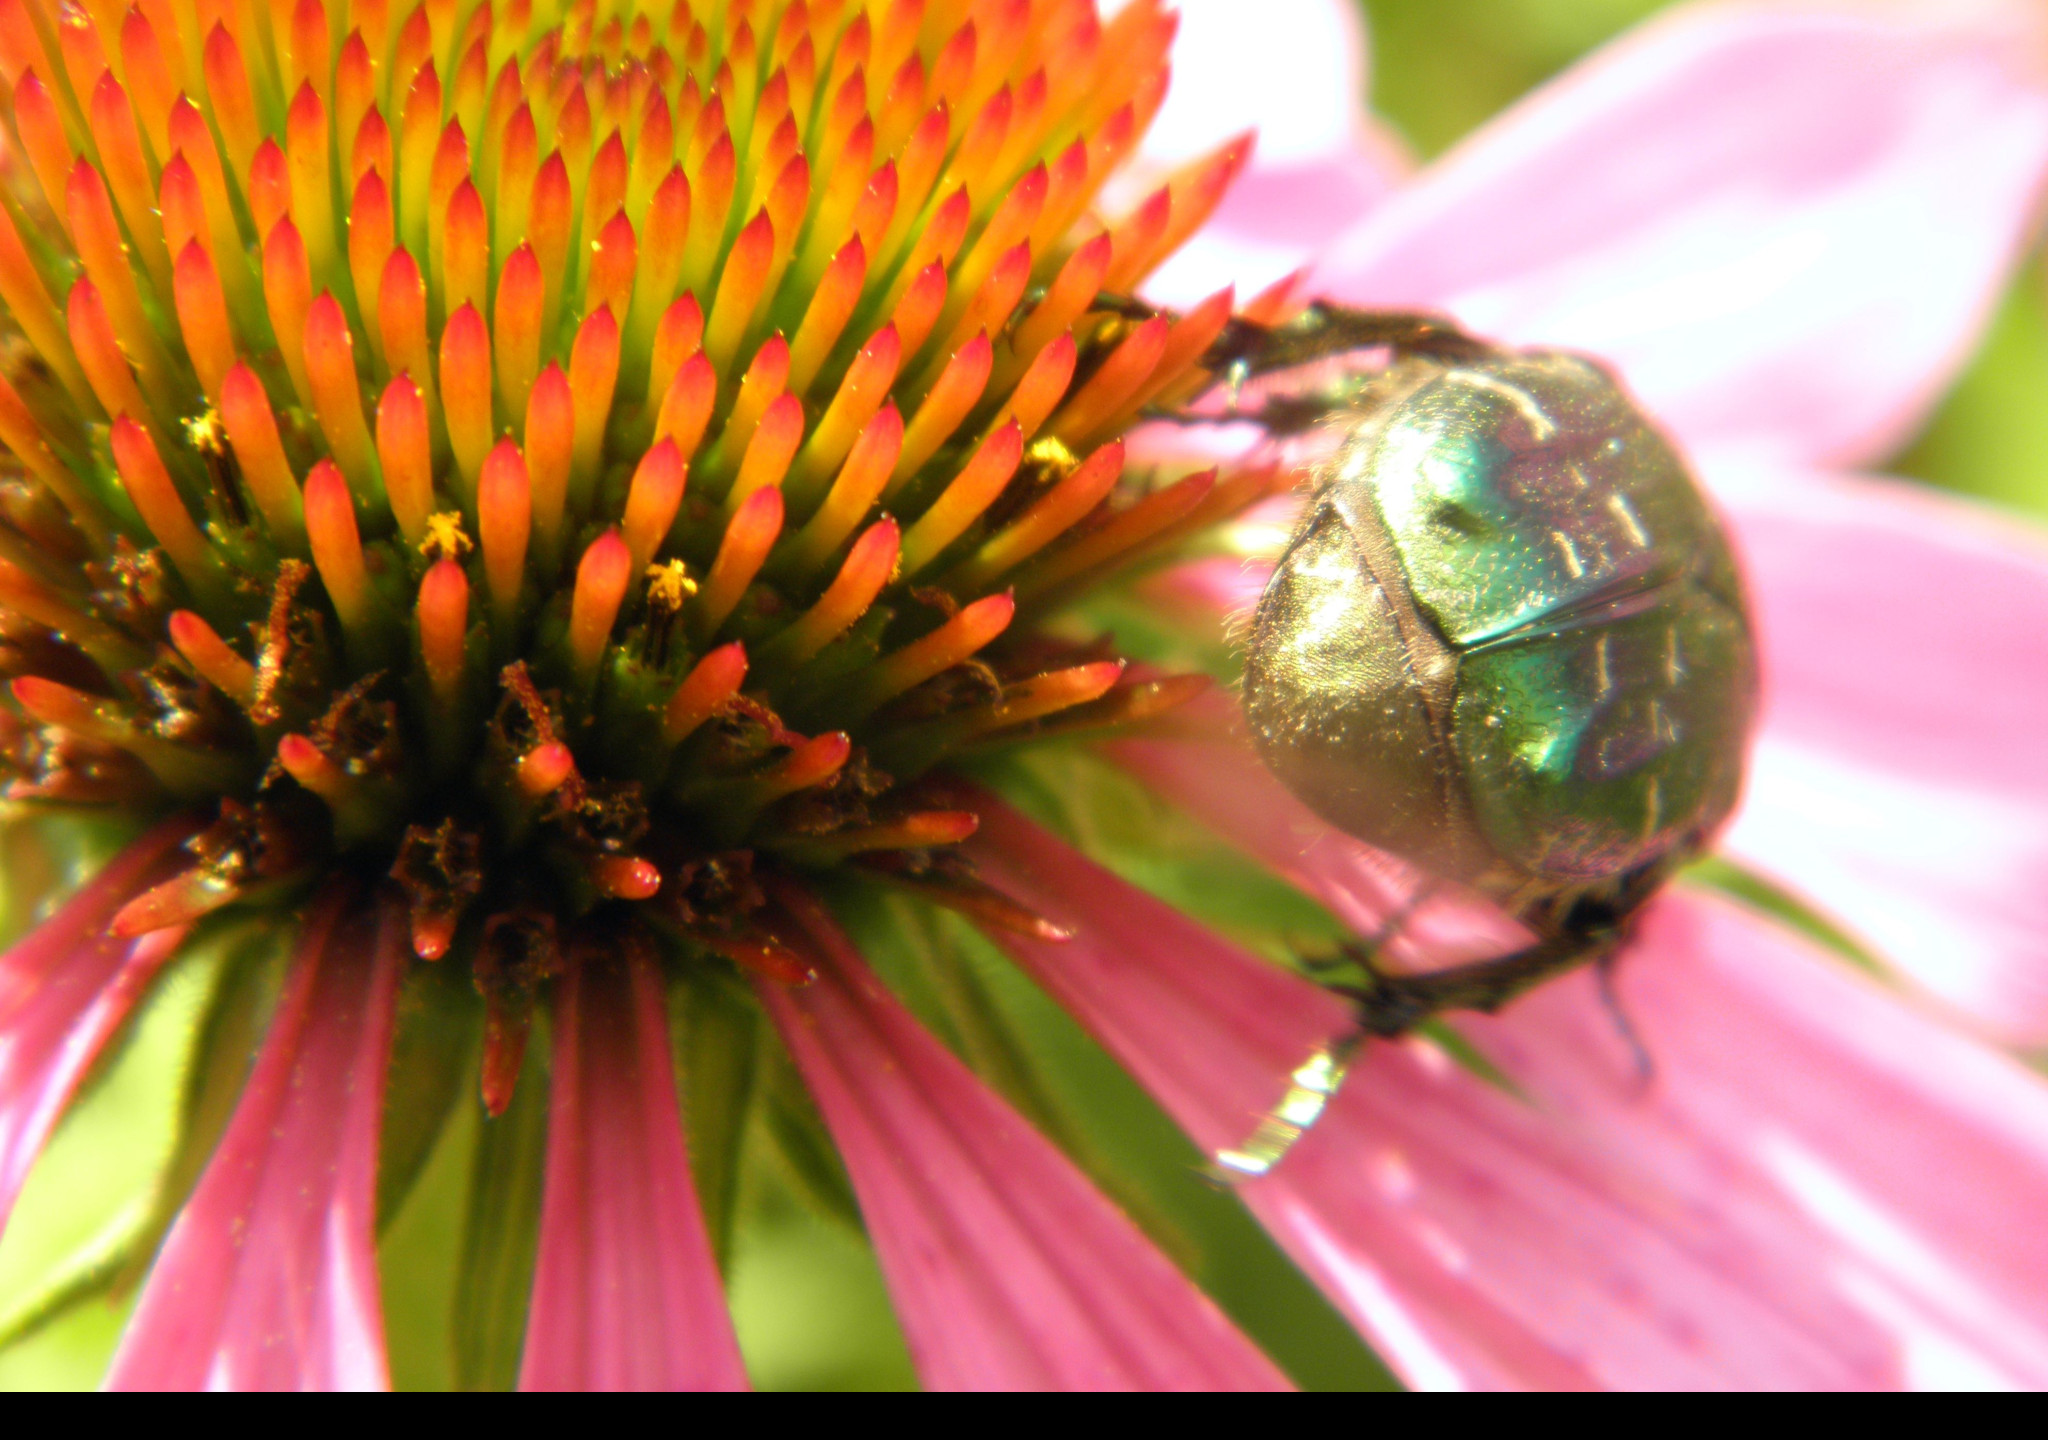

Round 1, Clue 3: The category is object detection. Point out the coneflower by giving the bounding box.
[9,0,2048,1399]
[0,0,1307,1391]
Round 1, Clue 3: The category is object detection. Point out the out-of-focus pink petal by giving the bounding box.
[0,816,198,1235]
[1463,894,2048,1389]
[519,944,746,1392]
[107,885,404,1392]
[1311,0,2048,470]
[967,800,2048,1388]
[1714,465,2048,1046]
[757,887,1289,1392]
[1134,0,1406,307]
[1150,550,1266,616]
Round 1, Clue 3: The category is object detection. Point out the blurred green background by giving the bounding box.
[5,0,2047,1393]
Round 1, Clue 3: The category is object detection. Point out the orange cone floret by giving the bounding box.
[0,0,1258,1088]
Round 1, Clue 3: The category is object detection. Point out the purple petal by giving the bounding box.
[1311,0,2048,470]
[0,817,199,1237]
[1716,466,2048,1045]
[969,801,2048,1388]
[756,887,1290,1392]
[106,887,406,1391]
[519,945,746,1392]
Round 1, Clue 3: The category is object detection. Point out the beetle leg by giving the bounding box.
[1348,924,1622,1037]
[1096,291,1489,377]
[1088,291,1163,322]
[1294,879,1438,982]
[1298,950,1355,977]
[1210,1030,1366,1182]
[1595,950,1657,1090]
[1221,357,1251,415]
[1203,303,1493,378]
[1217,905,1631,1181]
[1322,878,1438,972]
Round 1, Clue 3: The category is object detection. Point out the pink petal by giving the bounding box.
[519,944,746,1392]
[756,887,1290,1392]
[107,886,405,1392]
[1461,892,2048,1389]
[0,816,198,1235]
[1135,0,1406,307]
[1716,465,2048,1045]
[968,801,2048,1388]
[1311,0,2048,470]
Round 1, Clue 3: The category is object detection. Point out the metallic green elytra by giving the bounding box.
[1244,346,1757,919]
[1135,303,1761,1179]
[1215,313,1758,1064]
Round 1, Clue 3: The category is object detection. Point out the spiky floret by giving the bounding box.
[0,0,1267,1105]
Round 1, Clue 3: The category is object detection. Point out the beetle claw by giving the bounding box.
[1596,950,1658,1092]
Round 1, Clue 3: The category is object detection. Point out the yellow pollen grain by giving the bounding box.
[184,410,228,453]
[1023,434,1079,478]
[646,559,699,611]
[421,511,473,563]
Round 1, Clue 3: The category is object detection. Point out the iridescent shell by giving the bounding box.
[1244,350,1757,903]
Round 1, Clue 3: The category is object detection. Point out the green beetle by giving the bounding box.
[1155,305,1759,1173]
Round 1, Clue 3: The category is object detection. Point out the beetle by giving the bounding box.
[1138,303,1759,1175]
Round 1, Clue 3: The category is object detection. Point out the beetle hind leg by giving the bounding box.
[1346,866,1674,1036]
[1294,880,1438,982]
[1209,1031,1367,1182]
[1346,924,1622,1037]
[1216,885,1666,1179]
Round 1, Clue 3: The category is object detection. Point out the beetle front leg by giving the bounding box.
[1207,303,1493,378]
[1095,293,1489,377]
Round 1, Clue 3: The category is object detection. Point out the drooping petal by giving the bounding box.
[1715,465,2048,1046]
[1134,0,1406,306]
[519,944,746,1392]
[967,800,2048,1389]
[0,816,199,1235]
[107,886,405,1392]
[1311,0,2048,470]
[756,887,1290,1392]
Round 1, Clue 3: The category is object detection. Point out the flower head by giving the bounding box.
[6,0,2048,1395]
[0,0,1257,1008]
[0,0,1290,1389]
